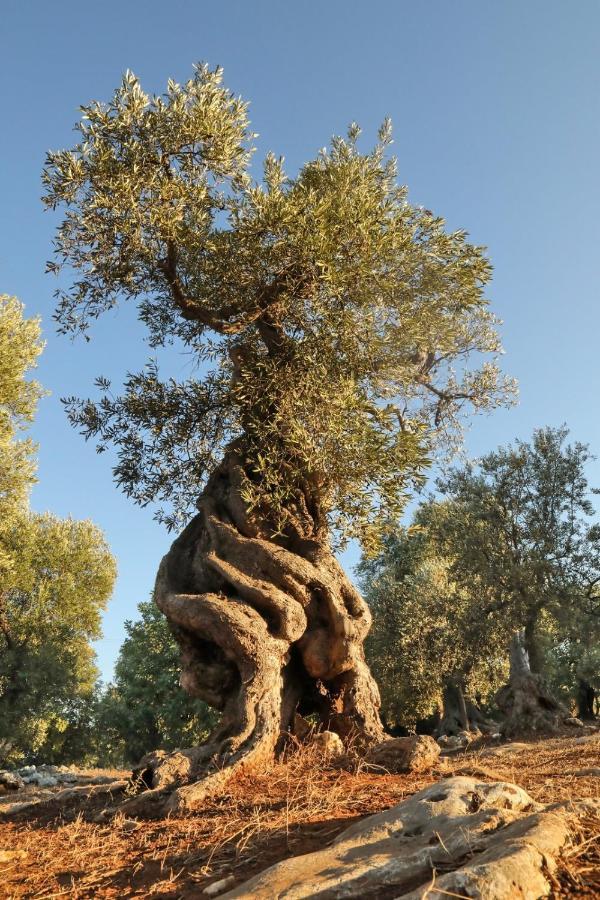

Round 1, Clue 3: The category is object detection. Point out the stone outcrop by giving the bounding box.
[0,764,83,792]
[221,776,597,899]
[0,771,25,792]
[365,735,440,774]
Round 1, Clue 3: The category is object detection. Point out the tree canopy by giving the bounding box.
[44,65,516,548]
[0,511,116,763]
[0,294,45,564]
[359,526,508,729]
[430,426,600,670]
[0,295,116,764]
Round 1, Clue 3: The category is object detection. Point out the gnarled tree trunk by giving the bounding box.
[437,677,469,735]
[495,631,568,738]
[437,677,496,736]
[127,448,383,815]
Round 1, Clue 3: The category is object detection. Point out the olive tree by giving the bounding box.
[359,524,508,735]
[432,426,600,735]
[0,295,117,764]
[43,65,514,812]
[0,295,44,562]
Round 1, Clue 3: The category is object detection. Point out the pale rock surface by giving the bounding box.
[366,735,440,773]
[222,776,597,899]
[0,771,25,792]
[311,731,344,758]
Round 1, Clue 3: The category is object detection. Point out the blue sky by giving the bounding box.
[2,1,600,680]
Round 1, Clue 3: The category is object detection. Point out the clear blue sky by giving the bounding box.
[2,1,599,680]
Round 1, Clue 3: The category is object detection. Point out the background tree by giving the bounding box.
[97,600,218,765]
[359,525,508,735]
[43,65,514,812]
[431,426,600,735]
[0,294,44,570]
[542,605,600,720]
[0,513,116,764]
[0,294,116,765]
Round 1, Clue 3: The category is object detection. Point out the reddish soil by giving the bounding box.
[0,735,598,898]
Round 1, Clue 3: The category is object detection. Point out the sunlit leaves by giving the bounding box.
[359,528,508,727]
[44,65,516,547]
[0,296,45,572]
[0,513,116,762]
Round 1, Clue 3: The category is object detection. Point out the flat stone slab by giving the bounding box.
[222,776,597,899]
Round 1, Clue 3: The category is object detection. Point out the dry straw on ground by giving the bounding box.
[0,735,598,898]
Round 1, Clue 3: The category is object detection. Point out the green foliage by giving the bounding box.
[0,295,45,569]
[541,606,600,710]
[360,426,600,727]
[96,601,218,764]
[44,65,515,549]
[0,513,116,764]
[431,426,600,646]
[0,295,117,765]
[359,528,507,728]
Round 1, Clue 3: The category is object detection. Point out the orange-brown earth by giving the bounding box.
[0,735,598,898]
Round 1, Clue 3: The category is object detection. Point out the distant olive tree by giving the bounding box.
[359,526,508,734]
[431,426,600,735]
[0,295,116,764]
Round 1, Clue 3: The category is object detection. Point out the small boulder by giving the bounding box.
[204,875,236,896]
[311,731,344,758]
[0,771,25,793]
[58,772,78,783]
[23,773,58,788]
[366,735,440,774]
[564,716,585,727]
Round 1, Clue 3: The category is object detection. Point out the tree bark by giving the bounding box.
[126,448,384,815]
[576,679,596,721]
[438,677,469,735]
[495,631,569,738]
[523,618,543,674]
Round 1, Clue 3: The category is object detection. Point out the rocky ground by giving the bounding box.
[0,733,598,898]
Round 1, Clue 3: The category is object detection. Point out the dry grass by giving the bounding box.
[0,734,598,898]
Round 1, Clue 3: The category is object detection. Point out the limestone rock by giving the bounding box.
[0,771,25,792]
[222,776,597,899]
[311,731,344,758]
[204,875,236,896]
[22,772,58,788]
[564,716,585,727]
[366,735,440,774]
